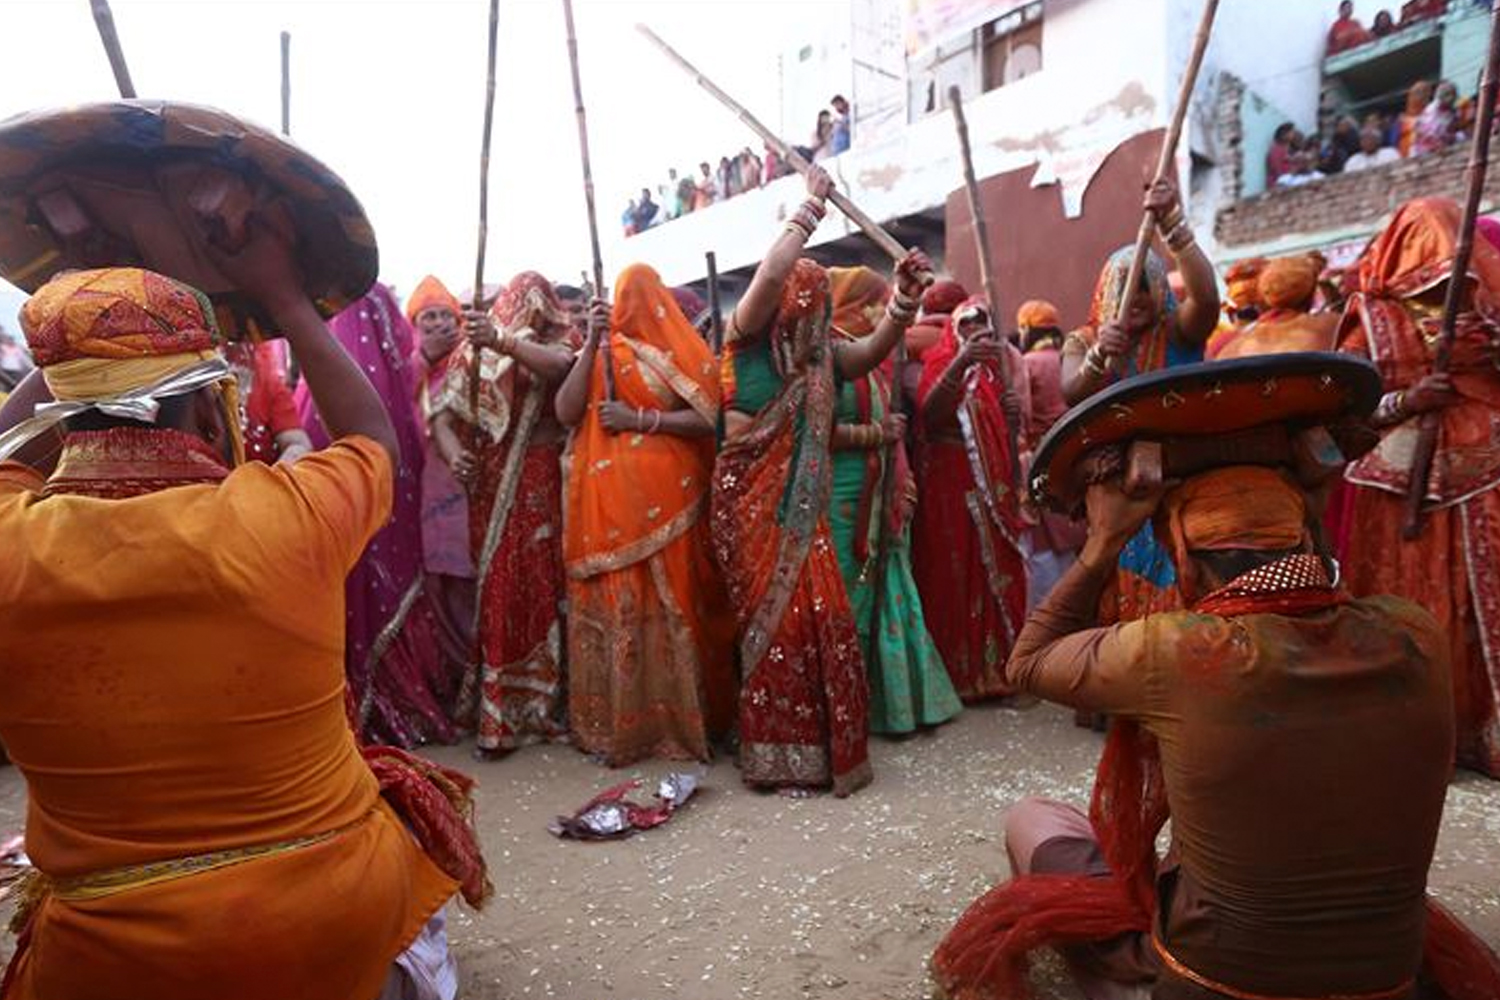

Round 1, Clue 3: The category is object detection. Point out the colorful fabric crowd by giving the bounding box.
[1,81,1499,1000]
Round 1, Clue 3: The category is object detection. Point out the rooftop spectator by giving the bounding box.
[1318,115,1362,174]
[1267,122,1300,185]
[675,171,696,217]
[830,95,852,155]
[1343,125,1402,171]
[1398,80,1434,155]
[632,187,660,232]
[764,142,785,181]
[694,161,715,211]
[1327,0,1372,55]
[1372,9,1397,36]
[621,197,637,237]
[1276,148,1326,187]
[739,147,763,191]
[1413,80,1462,155]
[1399,0,1448,26]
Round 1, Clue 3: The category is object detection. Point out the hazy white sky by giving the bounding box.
[0,0,849,332]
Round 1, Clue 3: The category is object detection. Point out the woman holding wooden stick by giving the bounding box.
[1059,177,1221,622]
[1337,197,1500,779]
[711,164,928,795]
[555,264,733,767]
[431,273,578,757]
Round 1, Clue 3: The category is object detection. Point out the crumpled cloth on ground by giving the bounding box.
[549,773,702,840]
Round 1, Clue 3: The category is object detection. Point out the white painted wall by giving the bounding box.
[626,0,1176,285]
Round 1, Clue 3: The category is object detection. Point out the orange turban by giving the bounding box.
[405,275,462,326]
[1258,254,1322,311]
[1163,466,1306,556]
[1223,257,1267,313]
[2,267,241,465]
[22,267,218,367]
[1016,299,1060,331]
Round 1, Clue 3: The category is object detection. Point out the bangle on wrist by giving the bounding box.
[650,410,663,434]
[1082,347,1108,376]
[636,407,645,432]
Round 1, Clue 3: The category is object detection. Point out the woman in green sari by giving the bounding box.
[826,267,961,735]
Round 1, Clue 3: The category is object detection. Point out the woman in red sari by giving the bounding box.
[712,165,927,795]
[1338,197,1500,778]
[914,296,1030,702]
[430,272,577,756]
[554,264,734,766]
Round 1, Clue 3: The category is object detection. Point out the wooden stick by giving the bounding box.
[1111,0,1219,331]
[865,341,907,673]
[280,31,292,136]
[705,251,724,355]
[1402,0,1500,538]
[948,85,1021,488]
[89,0,137,99]
[637,23,910,265]
[563,0,615,400]
[467,0,501,444]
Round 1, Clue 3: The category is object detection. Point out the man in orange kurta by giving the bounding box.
[0,262,478,1000]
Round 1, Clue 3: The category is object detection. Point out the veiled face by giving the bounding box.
[955,305,993,342]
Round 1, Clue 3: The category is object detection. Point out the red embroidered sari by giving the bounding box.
[712,259,871,796]
[1338,198,1500,778]
[432,272,577,754]
[914,299,1028,702]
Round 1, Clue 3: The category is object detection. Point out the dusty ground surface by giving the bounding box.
[0,703,1496,999]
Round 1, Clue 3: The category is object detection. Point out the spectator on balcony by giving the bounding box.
[1372,9,1397,36]
[830,95,852,155]
[1317,115,1363,173]
[1276,148,1326,187]
[622,197,638,237]
[1398,80,1435,155]
[763,142,784,182]
[1266,122,1300,185]
[631,188,660,233]
[1327,0,1372,55]
[739,147,763,191]
[715,156,734,200]
[1344,125,1402,171]
[694,161,716,211]
[1414,80,1463,155]
[798,110,834,163]
[661,170,681,222]
[1399,0,1448,26]
[675,171,697,217]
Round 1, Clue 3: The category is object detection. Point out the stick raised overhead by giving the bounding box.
[636,22,911,266]
[89,0,137,99]
[564,0,615,399]
[467,0,502,438]
[1110,0,1219,333]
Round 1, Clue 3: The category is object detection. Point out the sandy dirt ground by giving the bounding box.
[0,703,1496,999]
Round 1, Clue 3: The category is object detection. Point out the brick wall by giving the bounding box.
[1215,73,1246,206]
[1215,142,1493,249]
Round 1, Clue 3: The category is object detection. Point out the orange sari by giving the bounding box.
[1338,198,1500,778]
[565,264,734,765]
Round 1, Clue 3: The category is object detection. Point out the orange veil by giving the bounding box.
[564,263,720,577]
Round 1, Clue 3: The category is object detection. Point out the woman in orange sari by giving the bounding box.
[712,165,927,794]
[431,272,577,757]
[555,264,734,766]
[1338,197,1500,778]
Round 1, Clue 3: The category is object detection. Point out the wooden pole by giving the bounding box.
[89,0,137,98]
[280,31,292,136]
[563,0,615,400]
[637,23,913,266]
[864,339,907,675]
[705,251,724,355]
[467,0,501,443]
[1110,0,1219,334]
[1402,0,1500,538]
[948,84,1021,488]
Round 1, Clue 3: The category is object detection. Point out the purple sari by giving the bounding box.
[296,284,462,747]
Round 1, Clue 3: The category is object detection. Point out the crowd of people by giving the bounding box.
[1267,75,1469,187]
[1264,0,1484,189]
[623,95,851,235]
[5,84,1500,998]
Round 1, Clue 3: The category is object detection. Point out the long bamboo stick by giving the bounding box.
[636,23,911,265]
[864,339,907,675]
[1110,0,1220,336]
[89,0,137,99]
[706,251,724,355]
[948,84,1021,488]
[467,0,501,444]
[1402,0,1500,538]
[280,31,292,136]
[563,0,615,400]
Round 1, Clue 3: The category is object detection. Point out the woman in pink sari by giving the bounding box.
[296,283,460,747]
